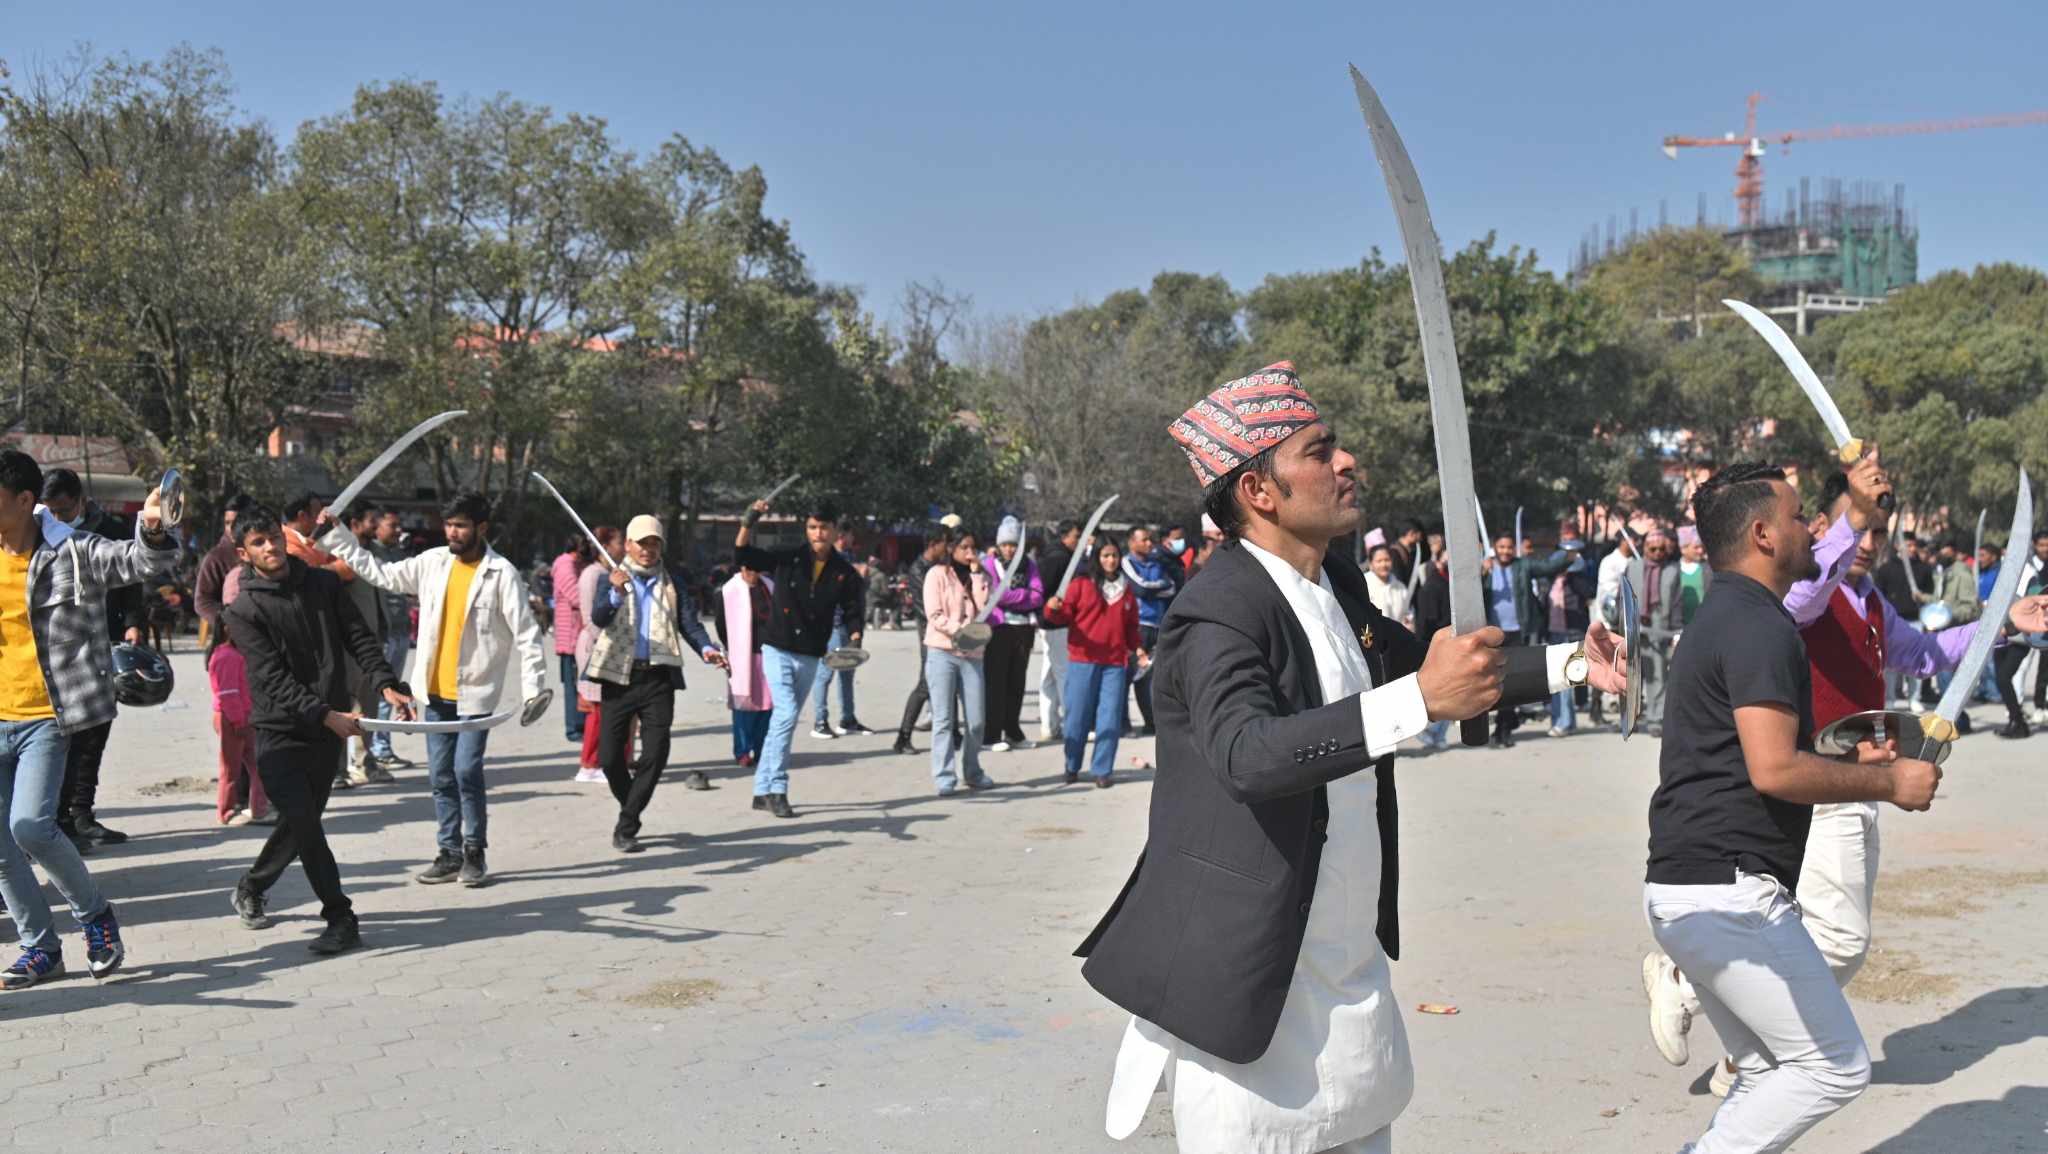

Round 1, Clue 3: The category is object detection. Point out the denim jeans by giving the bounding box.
[559,651,586,740]
[925,649,987,792]
[731,708,772,761]
[1062,658,1127,779]
[1547,629,1579,731]
[424,699,491,851]
[757,645,819,796]
[811,624,855,727]
[372,633,409,760]
[0,719,109,951]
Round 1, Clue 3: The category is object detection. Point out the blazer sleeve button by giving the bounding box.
[1298,901,1312,915]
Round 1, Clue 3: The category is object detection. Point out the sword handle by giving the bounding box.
[1460,715,1488,747]
[1877,491,1895,513]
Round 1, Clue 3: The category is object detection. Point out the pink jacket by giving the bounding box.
[209,643,252,727]
[551,551,585,655]
[923,563,991,657]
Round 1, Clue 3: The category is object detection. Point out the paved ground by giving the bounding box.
[1,625,2043,1152]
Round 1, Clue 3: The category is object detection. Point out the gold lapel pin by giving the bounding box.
[1358,625,1374,650]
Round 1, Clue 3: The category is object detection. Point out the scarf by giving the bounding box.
[586,561,684,687]
[721,573,772,711]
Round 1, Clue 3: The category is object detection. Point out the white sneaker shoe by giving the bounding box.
[221,808,248,827]
[1546,726,1568,739]
[987,741,1012,753]
[1644,951,1695,1066]
[574,767,605,783]
[1709,1057,1738,1099]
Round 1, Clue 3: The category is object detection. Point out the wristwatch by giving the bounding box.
[1564,645,1591,687]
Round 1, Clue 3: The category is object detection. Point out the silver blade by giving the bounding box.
[1722,300,1854,450]
[760,473,802,506]
[1936,469,2032,722]
[1894,522,1923,598]
[975,528,1031,624]
[530,469,619,571]
[1051,493,1121,600]
[1352,65,1484,636]
[1514,506,1524,554]
[328,410,468,519]
[1974,508,1987,568]
[1472,498,1491,556]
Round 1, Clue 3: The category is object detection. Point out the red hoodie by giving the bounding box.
[1043,575,1140,666]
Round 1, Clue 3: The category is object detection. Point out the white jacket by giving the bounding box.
[320,526,548,715]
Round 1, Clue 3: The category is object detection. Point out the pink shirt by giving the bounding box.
[551,551,585,655]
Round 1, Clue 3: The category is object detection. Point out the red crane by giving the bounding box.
[1662,93,2048,229]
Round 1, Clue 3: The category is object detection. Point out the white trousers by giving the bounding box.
[1647,874,1870,1154]
[1037,629,1069,740]
[1793,803,1879,984]
[1323,1128,1390,1153]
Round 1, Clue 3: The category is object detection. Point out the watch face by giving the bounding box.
[1565,654,1589,683]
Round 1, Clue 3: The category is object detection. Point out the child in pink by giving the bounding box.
[209,616,270,825]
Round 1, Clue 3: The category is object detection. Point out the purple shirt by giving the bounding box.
[1784,515,1977,677]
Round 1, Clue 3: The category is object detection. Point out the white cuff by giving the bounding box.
[1544,641,1576,694]
[1360,674,1430,758]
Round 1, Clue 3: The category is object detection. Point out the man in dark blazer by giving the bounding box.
[1079,362,1627,1152]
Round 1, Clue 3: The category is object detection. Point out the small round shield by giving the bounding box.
[952,622,992,652]
[1815,708,1951,766]
[157,468,187,529]
[1917,601,1953,632]
[822,648,869,672]
[520,688,555,727]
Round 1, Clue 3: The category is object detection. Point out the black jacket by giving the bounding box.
[1411,563,1451,641]
[758,545,865,656]
[77,504,148,643]
[222,557,406,737]
[1075,539,1552,1064]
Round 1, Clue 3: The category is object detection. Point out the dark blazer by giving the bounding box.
[1075,538,1551,1064]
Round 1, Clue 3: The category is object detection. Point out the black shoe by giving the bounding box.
[1499,731,1516,749]
[1998,719,2032,739]
[458,843,487,888]
[231,883,271,929]
[612,832,644,854]
[683,770,711,791]
[62,827,93,857]
[309,917,361,956]
[1064,770,1079,785]
[966,776,998,791]
[751,795,768,810]
[1093,774,1113,789]
[892,735,915,755]
[75,816,127,845]
[1955,711,1974,736]
[416,850,462,885]
[834,718,876,736]
[767,793,796,819]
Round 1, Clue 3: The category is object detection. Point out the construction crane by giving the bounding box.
[1662,93,2048,229]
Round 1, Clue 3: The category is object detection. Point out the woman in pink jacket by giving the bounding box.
[922,531,995,796]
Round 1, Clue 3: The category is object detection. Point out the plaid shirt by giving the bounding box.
[20,510,180,734]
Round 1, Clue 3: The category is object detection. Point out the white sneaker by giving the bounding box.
[221,808,248,827]
[1644,951,1695,1066]
[574,767,605,783]
[987,741,1012,753]
[810,725,837,740]
[1709,1057,1738,1099]
[1546,726,1568,739]
[345,762,372,786]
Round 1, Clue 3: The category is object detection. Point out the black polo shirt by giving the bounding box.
[1646,571,1815,889]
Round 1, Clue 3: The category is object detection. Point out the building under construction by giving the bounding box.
[1571,177,1919,334]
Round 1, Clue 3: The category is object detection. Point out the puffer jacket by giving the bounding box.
[17,509,180,734]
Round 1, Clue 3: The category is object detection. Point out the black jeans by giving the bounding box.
[1129,624,1160,729]
[1994,643,2030,722]
[599,664,676,838]
[984,623,1036,743]
[244,729,352,923]
[897,641,965,742]
[58,718,112,826]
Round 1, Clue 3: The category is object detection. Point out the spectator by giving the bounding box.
[982,515,1044,752]
[1043,536,1145,787]
[1120,526,1179,736]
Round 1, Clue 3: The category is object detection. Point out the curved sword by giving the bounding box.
[1926,470,2032,745]
[1974,508,1988,569]
[530,469,618,572]
[1352,64,1489,746]
[1052,493,1121,601]
[328,410,468,520]
[975,528,1030,624]
[1723,299,1893,512]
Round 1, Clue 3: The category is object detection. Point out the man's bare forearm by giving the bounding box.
[1752,752,1895,805]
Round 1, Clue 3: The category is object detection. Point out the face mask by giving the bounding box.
[1166,537,1184,552]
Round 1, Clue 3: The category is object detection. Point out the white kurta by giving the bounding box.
[1105,541,1423,1154]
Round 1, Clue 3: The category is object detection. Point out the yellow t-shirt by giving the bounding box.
[0,549,55,721]
[430,556,480,702]
[811,558,825,584]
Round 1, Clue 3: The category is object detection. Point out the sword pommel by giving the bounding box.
[1836,438,1864,465]
[1920,713,1958,744]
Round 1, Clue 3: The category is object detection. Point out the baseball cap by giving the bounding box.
[626,514,665,543]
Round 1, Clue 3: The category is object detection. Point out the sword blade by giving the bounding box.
[1936,470,2032,722]
[1723,300,1854,449]
[1974,508,1987,568]
[1352,66,1486,640]
[1514,506,1524,554]
[976,526,1031,624]
[530,469,619,571]
[761,473,802,506]
[328,410,469,519]
[1472,499,1491,556]
[1052,493,1121,601]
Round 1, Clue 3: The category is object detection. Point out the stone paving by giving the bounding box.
[1,625,2043,1152]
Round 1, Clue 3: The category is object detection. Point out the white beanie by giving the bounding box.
[996,515,1023,545]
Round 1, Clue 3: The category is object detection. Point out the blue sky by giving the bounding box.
[10,1,2046,326]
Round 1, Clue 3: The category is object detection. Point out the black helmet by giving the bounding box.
[110,643,174,707]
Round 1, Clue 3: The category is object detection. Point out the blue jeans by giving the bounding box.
[757,645,819,796]
[0,719,109,951]
[559,652,586,740]
[1547,629,1579,731]
[811,624,855,727]
[424,699,491,851]
[731,709,772,761]
[372,633,409,759]
[925,649,987,792]
[1062,659,1126,779]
